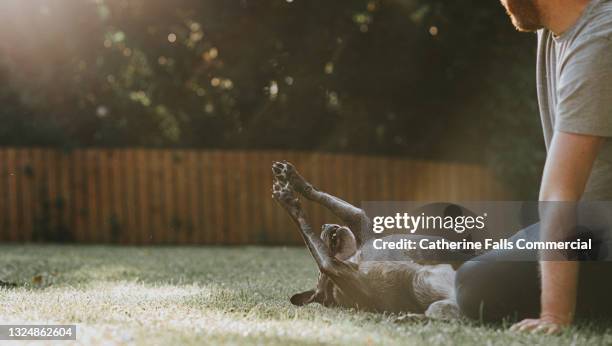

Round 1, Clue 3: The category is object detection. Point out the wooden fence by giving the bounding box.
[0,148,511,244]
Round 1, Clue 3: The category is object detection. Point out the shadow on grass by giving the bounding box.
[0,280,18,288]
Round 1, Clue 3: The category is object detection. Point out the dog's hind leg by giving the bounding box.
[272,161,371,245]
[412,264,461,319]
[424,299,461,320]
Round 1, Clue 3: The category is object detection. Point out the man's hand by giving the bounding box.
[510,315,569,334]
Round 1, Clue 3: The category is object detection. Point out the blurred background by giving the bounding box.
[0,0,545,245]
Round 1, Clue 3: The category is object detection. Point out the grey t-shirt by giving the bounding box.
[537,0,612,200]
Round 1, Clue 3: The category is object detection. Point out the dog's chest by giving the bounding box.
[339,262,424,313]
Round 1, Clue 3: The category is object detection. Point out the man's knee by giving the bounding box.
[455,260,539,321]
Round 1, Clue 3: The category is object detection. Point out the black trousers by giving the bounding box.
[455,222,612,321]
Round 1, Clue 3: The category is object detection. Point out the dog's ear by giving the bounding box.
[290,289,317,306]
[334,228,357,260]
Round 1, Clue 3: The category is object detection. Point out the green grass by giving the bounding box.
[0,245,611,345]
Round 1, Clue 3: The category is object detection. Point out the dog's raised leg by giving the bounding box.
[272,179,374,309]
[272,180,336,273]
[272,161,371,245]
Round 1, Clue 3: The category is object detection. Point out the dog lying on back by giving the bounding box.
[272,161,462,319]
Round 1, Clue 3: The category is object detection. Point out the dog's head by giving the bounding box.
[290,224,357,307]
[321,224,357,261]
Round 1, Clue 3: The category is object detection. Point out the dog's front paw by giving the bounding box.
[272,161,291,182]
[272,180,301,213]
[272,161,312,195]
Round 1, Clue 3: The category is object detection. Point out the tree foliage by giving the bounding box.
[0,0,544,197]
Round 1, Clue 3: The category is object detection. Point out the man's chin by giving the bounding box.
[512,17,543,32]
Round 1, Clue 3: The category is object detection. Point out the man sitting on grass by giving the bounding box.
[455,0,612,333]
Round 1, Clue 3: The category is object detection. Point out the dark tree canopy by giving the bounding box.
[0,0,545,197]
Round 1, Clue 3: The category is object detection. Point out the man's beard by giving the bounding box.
[501,0,544,32]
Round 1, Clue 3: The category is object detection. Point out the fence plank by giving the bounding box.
[59,151,72,241]
[176,151,189,244]
[212,151,226,244]
[123,150,138,243]
[161,150,173,243]
[148,150,163,244]
[19,149,33,242]
[49,149,61,240]
[259,151,275,244]
[109,150,124,243]
[72,150,85,242]
[98,150,111,243]
[185,151,196,243]
[0,150,6,239]
[198,151,212,244]
[86,150,99,243]
[136,149,150,244]
[240,152,252,244]
[7,149,19,241]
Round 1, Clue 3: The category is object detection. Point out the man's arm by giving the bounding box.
[512,131,603,334]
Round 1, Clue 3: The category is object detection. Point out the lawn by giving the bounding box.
[0,246,610,345]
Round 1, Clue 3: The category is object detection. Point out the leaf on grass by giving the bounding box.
[32,275,43,286]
